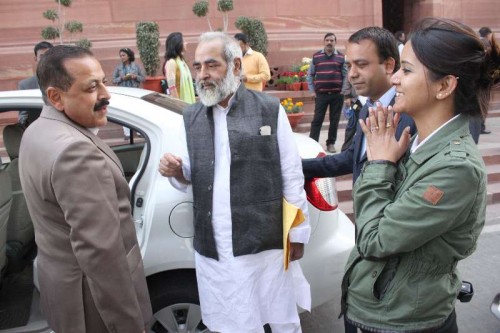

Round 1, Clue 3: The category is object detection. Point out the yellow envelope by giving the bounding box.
[283,198,305,270]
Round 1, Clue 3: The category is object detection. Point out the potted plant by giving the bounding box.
[290,73,301,91]
[136,21,163,92]
[275,76,287,91]
[281,98,304,130]
[300,58,311,90]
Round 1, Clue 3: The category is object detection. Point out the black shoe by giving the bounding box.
[327,144,337,153]
[481,130,491,134]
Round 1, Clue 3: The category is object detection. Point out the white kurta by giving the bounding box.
[170,96,311,333]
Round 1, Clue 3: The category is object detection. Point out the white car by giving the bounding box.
[0,87,354,333]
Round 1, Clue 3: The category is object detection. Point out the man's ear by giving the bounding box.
[233,58,242,74]
[384,57,397,75]
[436,75,458,100]
[46,87,65,111]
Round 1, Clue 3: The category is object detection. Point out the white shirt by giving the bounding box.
[169,95,311,332]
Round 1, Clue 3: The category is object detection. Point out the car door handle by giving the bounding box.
[134,217,144,228]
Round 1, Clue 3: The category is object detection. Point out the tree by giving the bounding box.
[136,21,161,76]
[192,0,234,32]
[41,0,89,47]
[235,17,268,56]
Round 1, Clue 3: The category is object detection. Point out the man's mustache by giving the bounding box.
[93,99,110,111]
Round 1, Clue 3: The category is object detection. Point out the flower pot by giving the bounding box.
[286,83,294,91]
[286,112,305,130]
[277,83,286,91]
[291,82,301,91]
[301,82,309,91]
[142,76,164,93]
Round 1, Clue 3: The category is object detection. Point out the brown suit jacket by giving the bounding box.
[19,105,152,333]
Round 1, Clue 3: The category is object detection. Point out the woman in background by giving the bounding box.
[112,47,145,139]
[342,17,500,333]
[112,48,145,88]
[162,32,196,104]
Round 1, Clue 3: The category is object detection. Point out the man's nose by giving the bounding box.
[348,67,357,79]
[99,84,111,100]
[198,67,210,80]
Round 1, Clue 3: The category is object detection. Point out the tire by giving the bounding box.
[148,270,209,333]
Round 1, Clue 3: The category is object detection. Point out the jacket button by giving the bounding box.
[207,211,211,217]
[208,184,212,191]
[372,270,377,278]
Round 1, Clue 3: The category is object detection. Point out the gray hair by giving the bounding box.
[199,31,242,65]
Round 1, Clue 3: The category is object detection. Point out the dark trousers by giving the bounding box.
[344,310,458,333]
[309,92,344,146]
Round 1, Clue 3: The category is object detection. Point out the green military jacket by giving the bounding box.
[341,115,487,332]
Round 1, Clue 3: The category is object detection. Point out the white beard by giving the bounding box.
[196,63,240,107]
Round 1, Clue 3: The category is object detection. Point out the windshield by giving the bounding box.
[141,93,188,115]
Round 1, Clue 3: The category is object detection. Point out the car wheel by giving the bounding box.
[151,302,209,333]
[148,270,210,333]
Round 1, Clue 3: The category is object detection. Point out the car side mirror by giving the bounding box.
[491,293,500,320]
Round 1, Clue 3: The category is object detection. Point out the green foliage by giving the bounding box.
[57,0,72,7]
[217,0,233,12]
[290,64,302,73]
[43,9,58,22]
[192,0,209,17]
[41,26,60,41]
[75,38,92,49]
[65,20,83,34]
[235,16,268,56]
[136,21,161,76]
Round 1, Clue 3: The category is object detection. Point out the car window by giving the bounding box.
[0,110,145,183]
[96,120,146,182]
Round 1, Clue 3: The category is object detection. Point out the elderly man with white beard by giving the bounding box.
[158,32,311,333]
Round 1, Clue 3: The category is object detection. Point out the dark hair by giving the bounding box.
[394,30,405,42]
[348,27,401,73]
[409,17,500,118]
[162,32,184,75]
[36,45,94,104]
[479,27,492,37]
[119,47,135,62]
[234,33,248,44]
[34,41,53,56]
[324,32,336,42]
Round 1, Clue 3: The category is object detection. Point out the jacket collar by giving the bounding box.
[40,105,123,173]
[409,115,470,165]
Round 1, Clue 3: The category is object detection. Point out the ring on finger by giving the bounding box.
[386,122,392,128]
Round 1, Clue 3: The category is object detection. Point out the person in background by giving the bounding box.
[234,32,271,91]
[340,77,363,152]
[19,45,152,333]
[394,30,406,55]
[112,47,145,139]
[159,31,310,333]
[17,41,53,126]
[307,32,347,153]
[341,17,498,333]
[302,27,415,184]
[162,32,196,103]
[478,26,496,134]
[112,47,145,88]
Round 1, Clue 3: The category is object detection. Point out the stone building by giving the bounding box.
[0,0,498,91]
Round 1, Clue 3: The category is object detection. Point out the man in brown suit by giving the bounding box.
[19,45,152,333]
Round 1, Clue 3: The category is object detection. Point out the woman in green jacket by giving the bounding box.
[342,17,500,332]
